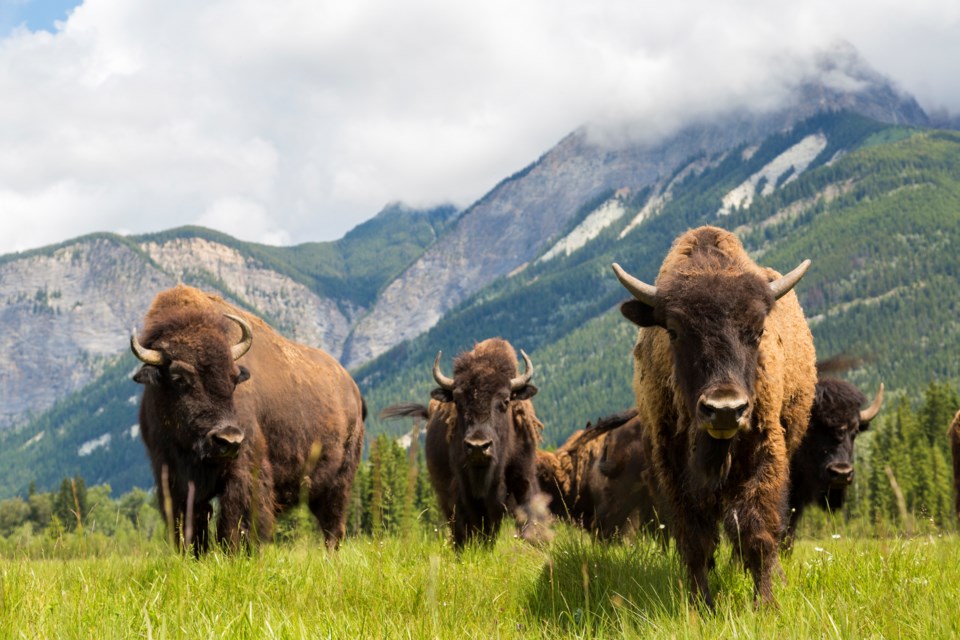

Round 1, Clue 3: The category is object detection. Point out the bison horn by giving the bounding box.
[224,313,253,361]
[130,328,165,366]
[860,383,884,423]
[768,259,811,300]
[432,351,455,390]
[509,350,534,391]
[611,263,658,307]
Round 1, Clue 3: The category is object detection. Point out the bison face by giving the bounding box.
[614,260,810,440]
[800,380,884,507]
[131,313,253,463]
[430,348,537,498]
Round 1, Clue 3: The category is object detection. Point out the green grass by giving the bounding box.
[1,525,958,638]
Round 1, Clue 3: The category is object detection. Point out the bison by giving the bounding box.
[536,409,666,539]
[131,285,365,553]
[949,410,960,523]
[381,339,551,548]
[612,225,816,607]
[786,377,884,545]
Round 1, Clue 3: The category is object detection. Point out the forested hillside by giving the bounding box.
[2,113,960,499]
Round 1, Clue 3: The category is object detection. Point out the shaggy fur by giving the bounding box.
[950,410,960,523]
[786,378,882,545]
[383,338,551,547]
[617,226,816,607]
[535,410,664,538]
[133,285,365,553]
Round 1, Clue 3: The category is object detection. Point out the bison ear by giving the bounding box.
[133,365,161,386]
[511,384,538,401]
[620,300,658,327]
[236,365,251,384]
[430,387,453,403]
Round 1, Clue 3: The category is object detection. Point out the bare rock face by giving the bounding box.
[141,237,357,356]
[0,235,359,430]
[0,237,173,428]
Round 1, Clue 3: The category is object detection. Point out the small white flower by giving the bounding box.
[831,534,841,539]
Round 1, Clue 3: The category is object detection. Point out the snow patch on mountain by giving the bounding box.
[718,133,828,215]
[78,433,111,457]
[539,197,626,263]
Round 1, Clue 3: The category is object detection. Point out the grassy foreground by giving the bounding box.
[0,526,957,639]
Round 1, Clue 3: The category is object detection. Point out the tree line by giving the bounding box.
[1,380,957,550]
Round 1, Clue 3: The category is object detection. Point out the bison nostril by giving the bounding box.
[465,438,493,456]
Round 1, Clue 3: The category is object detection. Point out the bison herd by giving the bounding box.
[129,225,957,609]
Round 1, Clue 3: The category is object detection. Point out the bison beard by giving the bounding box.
[613,226,816,608]
[131,285,365,554]
[382,338,552,548]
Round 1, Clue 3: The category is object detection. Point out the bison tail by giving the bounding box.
[379,403,430,421]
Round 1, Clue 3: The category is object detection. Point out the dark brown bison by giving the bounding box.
[381,338,551,548]
[949,410,960,523]
[613,225,816,607]
[131,285,365,553]
[535,409,665,539]
[786,378,884,544]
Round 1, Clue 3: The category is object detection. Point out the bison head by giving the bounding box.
[800,379,884,508]
[613,259,810,439]
[430,340,537,498]
[131,311,253,462]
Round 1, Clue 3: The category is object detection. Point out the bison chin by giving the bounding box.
[690,431,734,489]
[823,486,847,511]
[463,464,498,500]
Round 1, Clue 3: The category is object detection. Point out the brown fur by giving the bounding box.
[134,285,365,553]
[415,338,551,547]
[618,226,816,607]
[949,410,960,523]
[535,410,663,538]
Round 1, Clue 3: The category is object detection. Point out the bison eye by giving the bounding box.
[168,372,193,392]
[666,328,678,342]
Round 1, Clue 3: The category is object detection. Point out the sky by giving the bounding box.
[0,0,958,255]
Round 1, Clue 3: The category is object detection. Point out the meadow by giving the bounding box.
[1,522,957,639]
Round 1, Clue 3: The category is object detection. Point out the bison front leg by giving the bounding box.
[724,444,789,606]
[217,466,276,550]
[673,505,720,609]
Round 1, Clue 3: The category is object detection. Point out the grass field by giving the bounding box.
[0,524,957,639]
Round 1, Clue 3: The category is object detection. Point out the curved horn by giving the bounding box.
[509,350,534,391]
[611,263,658,307]
[224,313,253,361]
[769,259,811,300]
[130,328,164,366]
[860,382,884,423]
[432,351,454,390]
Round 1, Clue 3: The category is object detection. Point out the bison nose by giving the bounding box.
[698,393,750,439]
[464,437,493,463]
[210,425,244,459]
[827,462,854,484]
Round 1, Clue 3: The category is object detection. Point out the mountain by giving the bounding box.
[340,46,928,367]
[0,51,956,499]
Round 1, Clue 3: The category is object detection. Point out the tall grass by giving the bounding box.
[1,523,958,638]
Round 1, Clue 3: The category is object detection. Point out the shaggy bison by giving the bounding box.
[131,285,365,553]
[613,226,816,607]
[786,377,884,544]
[536,409,665,539]
[949,410,960,523]
[381,339,551,547]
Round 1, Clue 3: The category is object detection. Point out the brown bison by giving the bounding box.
[949,410,960,523]
[536,409,665,539]
[381,339,551,548]
[786,377,883,544]
[131,285,365,553]
[612,225,816,607]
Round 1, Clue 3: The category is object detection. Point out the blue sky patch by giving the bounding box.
[0,0,83,37]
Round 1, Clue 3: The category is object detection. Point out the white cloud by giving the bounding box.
[0,0,958,255]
